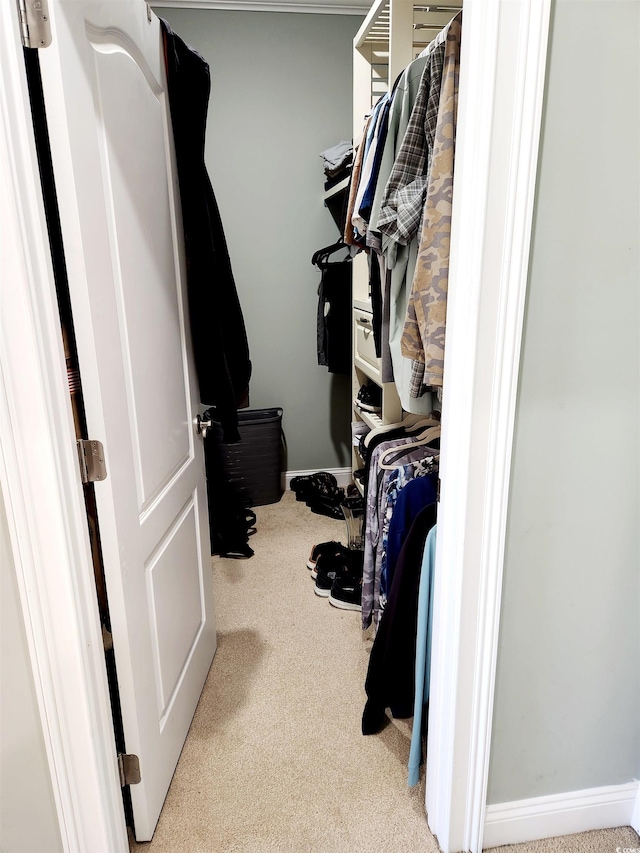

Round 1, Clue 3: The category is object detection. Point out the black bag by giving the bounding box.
[312,241,352,376]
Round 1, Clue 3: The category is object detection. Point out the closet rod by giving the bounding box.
[414,21,459,29]
[414,4,461,11]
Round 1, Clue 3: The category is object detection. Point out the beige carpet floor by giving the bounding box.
[130,492,639,853]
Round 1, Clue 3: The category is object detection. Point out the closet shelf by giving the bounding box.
[357,409,384,431]
[355,353,382,385]
[323,176,350,201]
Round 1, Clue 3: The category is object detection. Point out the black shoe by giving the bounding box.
[314,550,350,597]
[329,572,362,610]
[328,550,364,610]
[307,541,347,577]
[355,383,382,413]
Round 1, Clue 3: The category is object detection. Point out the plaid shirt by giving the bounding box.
[376,36,446,247]
[404,14,462,393]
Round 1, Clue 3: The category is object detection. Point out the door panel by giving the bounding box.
[147,496,205,720]
[38,1,216,840]
[90,36,193,512]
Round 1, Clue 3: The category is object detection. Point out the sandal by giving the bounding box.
[310,500,344,520]
[291,471,338,498]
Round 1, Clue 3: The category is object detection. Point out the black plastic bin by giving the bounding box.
[205,407,284,508]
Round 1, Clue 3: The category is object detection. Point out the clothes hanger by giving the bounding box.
[311,239,350,268]
[377,425,441,470]
[363,412,440,448]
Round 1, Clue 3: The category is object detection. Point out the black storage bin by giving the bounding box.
[206,407,284,508]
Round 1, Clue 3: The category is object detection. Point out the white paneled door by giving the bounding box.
[38,1,216,840]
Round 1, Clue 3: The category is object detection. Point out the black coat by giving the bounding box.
[362,502,438,735]
[161,20,251,442]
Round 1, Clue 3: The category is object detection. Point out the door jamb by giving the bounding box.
[0,2,128,851]
[0,1,551,851]
[427,1,552,851]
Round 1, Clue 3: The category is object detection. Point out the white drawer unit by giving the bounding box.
[355,309,378,368]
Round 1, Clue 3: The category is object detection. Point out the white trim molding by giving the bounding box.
[284,466,353,490]
[425,2,552,852]
[0,3,128,851]
[484,782,640,849]
[631,783,640,836]
[152,0,369,14]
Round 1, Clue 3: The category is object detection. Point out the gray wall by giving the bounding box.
[488,0,640,804]
[0,490,63,853]
[157,8,363,471]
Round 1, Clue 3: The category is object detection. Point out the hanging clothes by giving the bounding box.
[361,431,439,630]
[367,52,430,253]
[313,242,352,376]
[362,502,438,735]
[376,26,447,253]
[401,14,462,389]
[372,32,448,413]
[344,113,374,247]
[380,462,438,608]
[361,433,420,628]
[366,55,432,386]
[352,94,391,237]
[408,523,438,787]
[161,20,251,443]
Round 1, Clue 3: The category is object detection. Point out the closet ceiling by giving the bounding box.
[151,0,371,14]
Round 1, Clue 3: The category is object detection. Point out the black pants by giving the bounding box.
[316,254,352,375]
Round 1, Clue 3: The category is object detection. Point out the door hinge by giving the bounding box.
[102,624,113,652]
[117,753,141,787]
[17,0,52,48]
[77,439,107,484]
[436,477,441,503]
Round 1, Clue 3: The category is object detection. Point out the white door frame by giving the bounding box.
[0,2,128,851]
[426,2,551,851]
[0,1,551,851]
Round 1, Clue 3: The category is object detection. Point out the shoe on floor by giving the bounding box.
[329,572,362,610]
[290,472,339,503]
[307,541,347,577]
[355,382,382,413]
[314,550,350,597]
[309,494,345,519]
[328,550,364,610]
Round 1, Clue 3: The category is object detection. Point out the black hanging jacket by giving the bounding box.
[161,20,251,442]
[362,502,438,735]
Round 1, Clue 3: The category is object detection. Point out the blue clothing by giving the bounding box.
[358,97,392,223]
[380,458,437,607]
[385,472,438,595]
[408,524,437,787]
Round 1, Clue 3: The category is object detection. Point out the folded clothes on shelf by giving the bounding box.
[324,164,352,192]
[320,139,353,176]
[352,420,371,447]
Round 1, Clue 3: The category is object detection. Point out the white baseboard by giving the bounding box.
[631,782,640,836]
[484,781,640,849]
[284,467,353,491]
